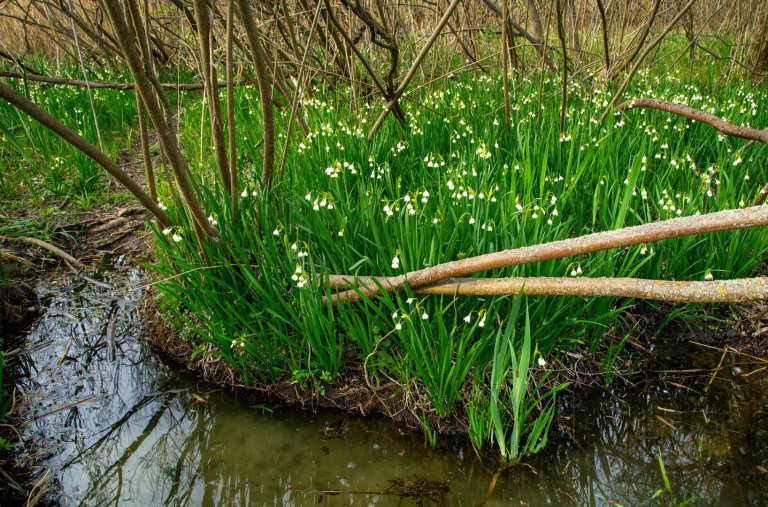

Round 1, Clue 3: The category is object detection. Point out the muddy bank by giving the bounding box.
[142,282,767,439]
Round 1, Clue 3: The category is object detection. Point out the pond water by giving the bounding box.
[8,260,768,505]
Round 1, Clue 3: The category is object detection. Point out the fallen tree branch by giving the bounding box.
[327,206,768,305]
[4,236,82,266]
[617,98,768,144]
[0,249,34,266]
[617,98,768,204]
[0,70,248,91]
[325,275,768,303]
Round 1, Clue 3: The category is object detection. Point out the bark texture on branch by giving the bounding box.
[617,98,768,144]
[327,206,768,305]
[325,275,768,303]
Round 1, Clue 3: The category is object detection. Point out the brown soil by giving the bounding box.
[0,281,38,337]
[0,131,157,287]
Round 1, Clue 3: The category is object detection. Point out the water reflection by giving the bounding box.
[10,263,768,505]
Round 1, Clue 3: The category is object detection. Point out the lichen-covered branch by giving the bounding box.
[327,206,768,305]
[617,98,768,144]
[325,275,768,303]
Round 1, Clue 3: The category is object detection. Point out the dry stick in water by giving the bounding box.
[326,275,768,303]
[0,82,171,226]
[327,206,768,306]
[5,236,82,266]
[617,98,768,204]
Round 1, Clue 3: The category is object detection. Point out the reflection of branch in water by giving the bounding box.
[80,395,175,503]
[60,383,177,471]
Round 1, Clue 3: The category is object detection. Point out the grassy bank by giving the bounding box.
[144,65,766,459]
[2,42,767,460]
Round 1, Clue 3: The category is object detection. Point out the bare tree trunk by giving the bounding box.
[752,7,768,73]
[526,0,543,41]
[192,0,231,193]
[136,93,156,202]
[104,0,220,239]
[566,0,581,55]
[235,0,276,190]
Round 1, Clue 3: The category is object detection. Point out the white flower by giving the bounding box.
[538,357,546,367]
[704,271,713,281]
[395,323,402,330]
[172,234,182,243]
[241,190,248,198]
[162,228,171,235]
[273,229,280,236]
[422,313,429,320]
[463,315,471,323]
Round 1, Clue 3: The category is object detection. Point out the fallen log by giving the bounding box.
[325,275,768,303]
[327,206,768,305]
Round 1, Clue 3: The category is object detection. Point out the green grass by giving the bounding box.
[3,49,767,461]
[149,63,768,459]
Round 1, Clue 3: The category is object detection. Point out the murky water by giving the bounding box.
[8,261,768,505]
